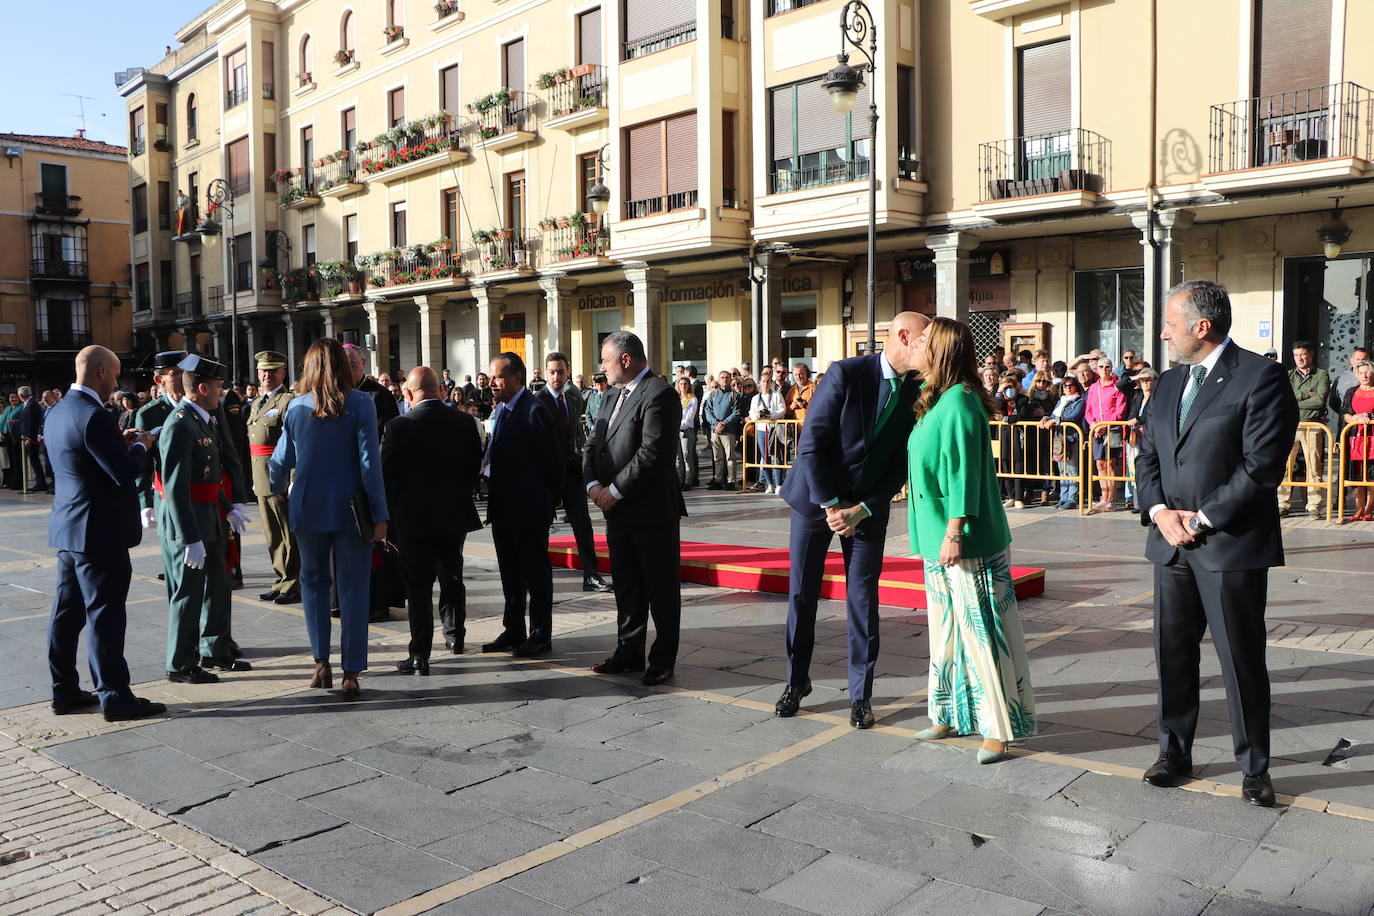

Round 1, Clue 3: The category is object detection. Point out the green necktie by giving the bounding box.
[874,377,902,436]
[1177,365,1208,432]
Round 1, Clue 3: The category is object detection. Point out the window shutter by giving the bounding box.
[849,80,873,141]
[1255,0,1331,100]
[625,0,693,45]
[797,77,850,155]
[504,39,525,91]
[722,110,737,200]
[579,8,603,67]
[664,112,697,196]
[770,86,794,164]
[1018,39,1071,137]
[441,66,459,113]
[389,88,406,125]
[627,121,664,201]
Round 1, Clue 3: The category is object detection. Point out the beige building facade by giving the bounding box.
[121,0,1374,384]
[0,133,133,390]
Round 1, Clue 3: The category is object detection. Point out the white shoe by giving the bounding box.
[1014,500,1025,509]
[769,485,780,495]
[1003,498,1015,508]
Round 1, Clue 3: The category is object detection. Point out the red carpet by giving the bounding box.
[548,535,1046,611]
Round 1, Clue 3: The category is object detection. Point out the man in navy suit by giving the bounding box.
[482,352,563,657]
[46,346,168,722]
[776,311,929,728]
[19,386,52,492]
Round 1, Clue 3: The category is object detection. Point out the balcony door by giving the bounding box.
[1017,39,1071,183]
[1252,0,1334,166]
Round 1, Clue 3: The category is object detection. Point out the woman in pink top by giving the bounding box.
[1085,357,1127,511]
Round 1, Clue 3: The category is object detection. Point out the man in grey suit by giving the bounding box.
[584,332,685,686]
[537,352,611,593]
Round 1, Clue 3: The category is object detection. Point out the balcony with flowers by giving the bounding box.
[535,212,609,268]
[356,240,466,297]
[313,152,364,198]
[431,0,465,31]
[462,228,537,278]
[381,23,408,54]
[358,115,470,185]
[312,260,367,301]
[540,65,608,131]
[468,90,535,151]
[332,48,359,76]
[275,169,321,210]
[276,266,321,304]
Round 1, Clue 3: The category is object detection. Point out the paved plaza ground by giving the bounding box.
[2,484,1374,915]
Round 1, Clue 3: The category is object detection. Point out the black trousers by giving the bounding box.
[560,461,600,576]
[492,524,552,642]
[606,518,680,670]
[399,533,467,659]
[47,549,133,708]
[1154,552,1271,776]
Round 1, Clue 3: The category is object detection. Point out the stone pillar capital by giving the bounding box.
[926,231,981,256]
[538,273,579,297]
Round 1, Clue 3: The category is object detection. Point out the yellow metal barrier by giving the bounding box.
[740,418,802,492]
[1085,421,1137,513]
[1338,421,1374,523]
[1279,421,1335,523]
[991,419,1090,513]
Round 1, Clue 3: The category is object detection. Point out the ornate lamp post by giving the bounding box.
[195,178,238,379]
[822,1,879,352]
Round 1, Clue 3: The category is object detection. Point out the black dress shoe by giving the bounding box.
[583,574,612,593]
[51,691,100,715]
[396,657,430,676]
[258,589,280,602]
[592,656,645,675]
[513,638,552,658]
[1142,752,1193,787]
[1242,771,1276,807]
[850,700,875,729]
[642,667,674,686]
[167,666,220,684]
[482,632,525,653]
[226,639,242,660]
[444,639,464,655]
[102,697,167,722]
[200,656,252,672]
[274,592,301,605]
[775,682,812,718]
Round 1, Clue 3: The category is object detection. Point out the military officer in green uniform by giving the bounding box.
[246,350,300,603]
[135,350,188,534]
[159,354,253,683]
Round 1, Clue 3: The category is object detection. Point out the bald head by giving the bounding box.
[75,346,121,401]
[404,366,444,402]
[885,311,932,374]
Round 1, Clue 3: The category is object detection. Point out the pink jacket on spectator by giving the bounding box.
[1085,378,1127,425]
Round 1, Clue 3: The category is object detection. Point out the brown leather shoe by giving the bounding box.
[340,671,361,700]
[309,659,333,689]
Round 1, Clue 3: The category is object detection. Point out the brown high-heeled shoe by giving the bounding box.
[309,659,332,689]
[340,672,361,700]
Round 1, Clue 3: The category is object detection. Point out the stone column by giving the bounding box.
[209,323,223,360]
[281,311,299,379]
[927,232,979,323]
[623,262,668,370]
[362,300,393,378]
[539,274,578,356]
[320,306,336,340]
[414,295,448,372]
[241,319,260,381]
[1131,208,1194,368]
[759,265,784,373]
[470,285,506,368]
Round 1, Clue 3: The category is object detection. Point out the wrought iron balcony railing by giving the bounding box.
[225,85,249,109]
[768,0,825,13]
[1208,81,1374,173]
[469,92,533,141]
[979,128,1109,201]
[624,189,699,220]
[31,258,89,281]
[370,248,463,288]
[207,284,224,314]
[175,287,204,319]
[538,222,602,266]
[769,158,871,194]
[547,65,606,117]
[623,22,696,60]
[34,193,82,217]
[463,229,536,275]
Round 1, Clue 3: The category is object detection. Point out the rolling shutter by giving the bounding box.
[664,112,697,197]
[1255,0,1331,99]
[624,0,693,46]
[504,38,525,91]
[1018,39,1070,138]
[579,8,603,67]
[626,121,664,202]
[770,86,794,164]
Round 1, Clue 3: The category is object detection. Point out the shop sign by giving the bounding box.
[903,278,1012,314]
[575,288,632,311]
[897,249,1010,283]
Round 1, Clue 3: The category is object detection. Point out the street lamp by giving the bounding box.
[823,0,879,352]
[585,144,612,253]
[196,178,238,381]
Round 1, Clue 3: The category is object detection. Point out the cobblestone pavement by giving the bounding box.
[3,485,1374,915]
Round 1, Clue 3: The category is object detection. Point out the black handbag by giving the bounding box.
[350,490,373,540]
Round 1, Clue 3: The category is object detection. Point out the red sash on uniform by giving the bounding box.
[152,470,239,571]
[249,444,275,457]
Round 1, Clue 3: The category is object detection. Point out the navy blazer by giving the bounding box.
[780,355,919,515]
[270,390,389,532]
[20,397,45,439]
[1135,342,1299,571]
[46,389,145,556]
[486,388,563,528]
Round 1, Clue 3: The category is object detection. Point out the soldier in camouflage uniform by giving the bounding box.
[246,350,300,603]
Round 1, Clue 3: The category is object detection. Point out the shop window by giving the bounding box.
[1074,268,1144,358]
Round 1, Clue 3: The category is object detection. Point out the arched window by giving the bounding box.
[340,11,356,54]
[299,34,313,83]
[186,93,198,141]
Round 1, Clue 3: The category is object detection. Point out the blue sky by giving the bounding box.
[0,0,214,143]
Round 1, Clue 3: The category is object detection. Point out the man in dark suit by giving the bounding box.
[584,331,686,686]
[775,311,929,728]
[383,366,483,674]
[537,351,611,594]
[19,386,52,492]
[46,346,167,722]
[483,352,563,657]
[1136,280,1299,807]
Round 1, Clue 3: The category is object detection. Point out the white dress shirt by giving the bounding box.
[587,367,652,501]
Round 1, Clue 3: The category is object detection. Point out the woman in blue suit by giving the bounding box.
[270,338,388,698]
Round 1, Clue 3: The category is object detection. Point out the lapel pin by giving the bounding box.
[1216,376,1224,382]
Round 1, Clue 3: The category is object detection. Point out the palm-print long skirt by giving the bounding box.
[922,549,1037,741]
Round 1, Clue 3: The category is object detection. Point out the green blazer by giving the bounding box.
[906,383,1011,561]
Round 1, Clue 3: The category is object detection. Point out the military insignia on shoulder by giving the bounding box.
[175,410,186,419]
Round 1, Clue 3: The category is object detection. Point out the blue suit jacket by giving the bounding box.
[780,355,919,515]
[486,388,563,528]
[46,390,146,556]
[269,390,389,532]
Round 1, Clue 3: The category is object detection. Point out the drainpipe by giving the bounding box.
[1143,0,1162,368]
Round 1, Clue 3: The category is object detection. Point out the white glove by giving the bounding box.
[227,503,251,534]
[139,508,156,529]
[183,541,206,569]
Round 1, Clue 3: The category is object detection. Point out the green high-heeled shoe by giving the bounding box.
[977,742,1011,764]
[914,726,956,741]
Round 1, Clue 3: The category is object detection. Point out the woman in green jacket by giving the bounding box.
[907,317,1036,764]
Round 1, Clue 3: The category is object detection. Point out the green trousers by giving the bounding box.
[162,535,231,673]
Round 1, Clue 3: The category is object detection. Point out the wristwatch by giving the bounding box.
[944,532,962,542]
[1187,515,1207,535]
